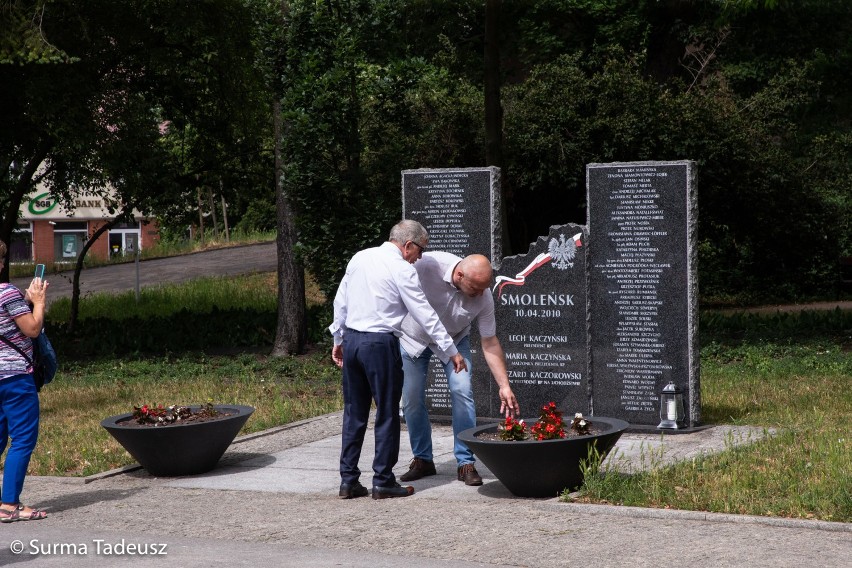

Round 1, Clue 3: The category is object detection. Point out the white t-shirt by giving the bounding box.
[399,251,496,360]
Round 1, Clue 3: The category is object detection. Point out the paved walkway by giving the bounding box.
[3,414,849,567]
[12,241,278,304]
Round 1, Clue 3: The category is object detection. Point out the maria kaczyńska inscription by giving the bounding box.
[489,224,590,419]
[587,161,700,427]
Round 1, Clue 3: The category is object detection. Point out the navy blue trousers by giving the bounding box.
[339,331,403,488]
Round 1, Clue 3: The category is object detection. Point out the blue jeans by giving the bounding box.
[401,336,475,466]
[0,374,40,505]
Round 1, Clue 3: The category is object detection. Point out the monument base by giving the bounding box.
[624,423,713,435]
[401,414,456,426]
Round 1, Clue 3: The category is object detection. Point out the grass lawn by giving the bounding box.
[575,337,851,522]
[35,350,342,476]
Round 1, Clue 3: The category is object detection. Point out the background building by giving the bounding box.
[14,189,159,264]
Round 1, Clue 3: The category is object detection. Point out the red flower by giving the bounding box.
[530,401,566,440]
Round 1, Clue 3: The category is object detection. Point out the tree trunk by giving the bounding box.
[484,0,512,256]
[69,214,126,331]
[197,187,205,245]
[208,188,219,239]
[271,97,307,356]
[220,182,230,241]
[484,0,503,169]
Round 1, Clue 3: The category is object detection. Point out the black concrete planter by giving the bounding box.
[101,405,255,477]
[458,416,629,498]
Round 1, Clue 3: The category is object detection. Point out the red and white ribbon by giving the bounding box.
[493,253,553,297]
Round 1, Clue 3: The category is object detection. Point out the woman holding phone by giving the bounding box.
[0,241,49,522]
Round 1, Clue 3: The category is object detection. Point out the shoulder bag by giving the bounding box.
[0,331,57,392]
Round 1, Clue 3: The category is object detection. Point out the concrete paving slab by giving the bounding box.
[166,427,478,495]
[606,425,770,472]
[164,423,768,500]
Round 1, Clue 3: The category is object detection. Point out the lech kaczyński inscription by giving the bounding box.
[587,160,699,427]
[485,224,589,418]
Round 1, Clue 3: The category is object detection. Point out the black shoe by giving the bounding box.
[372,483,415,500]
[339,481,369,499]
[457,464,483,486]
[399,457,437,482]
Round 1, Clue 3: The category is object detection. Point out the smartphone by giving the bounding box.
[34,264,45,279]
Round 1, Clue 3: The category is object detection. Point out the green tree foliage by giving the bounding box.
[0,0,74,64]
[280,1,484,296]
[503,50,845,301]
[1,0,275,332]
[277,0,850,302]
[6,0,848,305]
[1,1,269,270]
[278,0,370,296]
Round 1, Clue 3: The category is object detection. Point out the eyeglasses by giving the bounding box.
[407,241,425,257]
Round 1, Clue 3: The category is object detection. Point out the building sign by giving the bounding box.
[20,186,141,220]
[26,193,59,215]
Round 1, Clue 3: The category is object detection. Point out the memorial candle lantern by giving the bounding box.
[657,381,685,429]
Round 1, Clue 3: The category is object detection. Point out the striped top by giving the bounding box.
[0,283,34,379]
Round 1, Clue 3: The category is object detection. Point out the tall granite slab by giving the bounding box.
[402,167,502,262]
[479,224,590,419]
[586,161,700,427]
[402,167,502,421]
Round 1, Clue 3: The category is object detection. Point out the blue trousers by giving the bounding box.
[0,373,40,505]
[339,331,403,488]
[401,335,476,466]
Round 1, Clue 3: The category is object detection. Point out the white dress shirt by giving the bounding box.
[399,251,496,361]
[329,242,458,362]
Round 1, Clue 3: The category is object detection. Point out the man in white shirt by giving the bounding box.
[329,220,466,500]
[398,252,520,486]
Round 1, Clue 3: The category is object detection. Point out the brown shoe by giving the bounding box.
[400,458,437,482]
[457,463,483,486]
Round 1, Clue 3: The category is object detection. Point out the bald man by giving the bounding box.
[397,252,520,486]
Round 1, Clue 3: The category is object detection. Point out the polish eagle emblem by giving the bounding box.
[492,232,583,296]
[548,233,582,270]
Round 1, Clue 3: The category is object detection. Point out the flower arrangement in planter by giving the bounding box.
[458,402,629,498]
[131,402,225,426]
[569,412,590,435]
[498,402,590,441]
[101,403,254,476]
[531,402,566,439]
